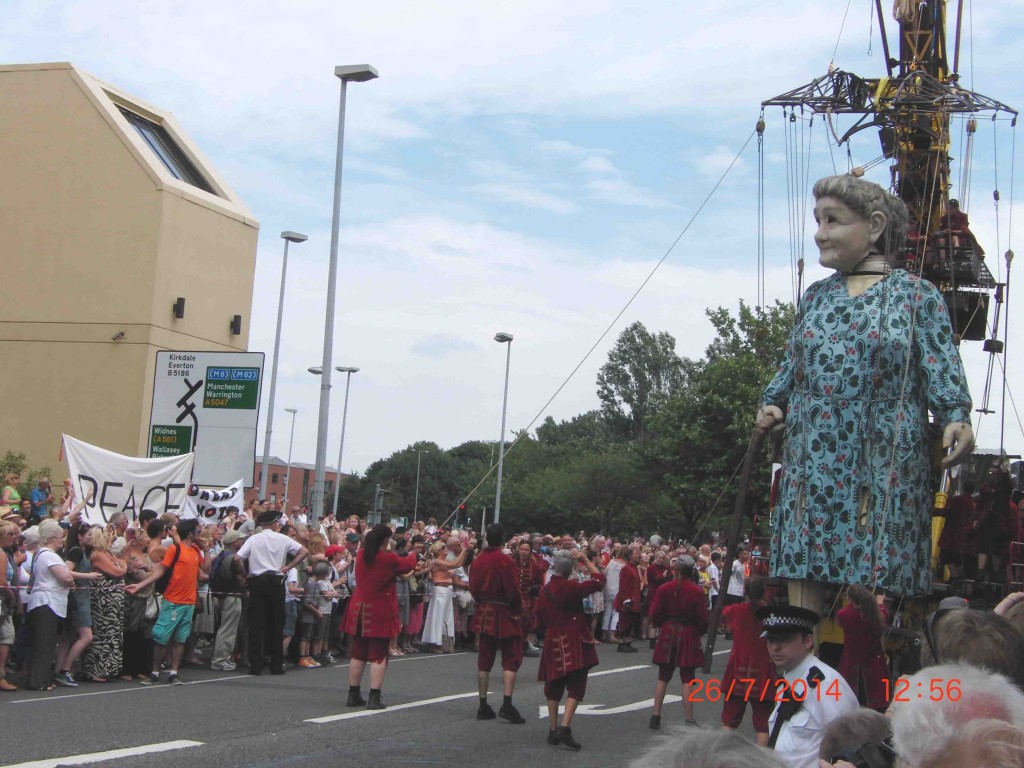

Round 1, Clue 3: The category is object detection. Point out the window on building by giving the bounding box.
[272,473,279,484]
[117,106,217,195]
[270,493,277,504]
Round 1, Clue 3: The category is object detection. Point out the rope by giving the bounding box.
[441,130,759,527]
[830,0,855,69]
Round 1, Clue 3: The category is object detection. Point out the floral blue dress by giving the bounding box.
[762,270,972,595]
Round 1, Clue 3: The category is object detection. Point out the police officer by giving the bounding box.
[757,605,857,768]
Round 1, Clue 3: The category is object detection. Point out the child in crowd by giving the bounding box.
[283,567,302,663]
[298,561,336,668]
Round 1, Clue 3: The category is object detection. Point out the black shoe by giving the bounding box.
[250,667,263,677]
[270,667,286,676]
[617,643,630,653]
[346,689,366,707]
[649,638,656,649]
[477,703,497,720]
[649,715,661,730]
[547,729,559,745]
[555,726,582,751]
[523,646,540,658]
[366,690,386,710]
[498,703,525,724]
[685,717,700,727]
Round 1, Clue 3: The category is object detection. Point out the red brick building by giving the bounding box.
[245,455,351,509]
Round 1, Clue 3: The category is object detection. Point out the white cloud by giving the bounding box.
[471,183,579,214]
[586,178,678,209]
[578,156,619,175]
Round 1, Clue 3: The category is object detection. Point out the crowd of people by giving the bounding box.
[3,480,1024,765]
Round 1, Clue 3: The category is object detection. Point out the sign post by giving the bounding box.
[149,351,265,487]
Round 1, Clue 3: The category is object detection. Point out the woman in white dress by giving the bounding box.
[420,541,466,653]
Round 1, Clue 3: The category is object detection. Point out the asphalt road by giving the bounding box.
[2,639,756,768]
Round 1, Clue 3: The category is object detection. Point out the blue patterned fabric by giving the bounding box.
[762,270,972,595]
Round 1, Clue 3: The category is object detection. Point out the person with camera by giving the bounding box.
[536,547,605,750]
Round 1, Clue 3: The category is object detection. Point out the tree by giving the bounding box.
[645,301,795,540]
[596,321,686,447]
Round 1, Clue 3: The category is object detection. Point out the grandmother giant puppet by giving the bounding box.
[756,174,974,608]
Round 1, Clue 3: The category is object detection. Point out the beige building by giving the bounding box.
[0,62,259,472]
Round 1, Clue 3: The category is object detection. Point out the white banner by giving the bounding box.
[63,434,194,526]
[183,479,244,525]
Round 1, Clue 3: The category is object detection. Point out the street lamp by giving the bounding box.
[413,449,423,522]
[259,231,307,500]
[331,366,359,519]
[283,408,298,508]
[493,332,514,523]
[311,63,379,526]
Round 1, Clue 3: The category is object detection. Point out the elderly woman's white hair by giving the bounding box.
[552,551,575,578]
[110,536,128,557]
[629,729,786,768]
[890,663,1024,767]
[36,519,64,545]
[22,525,40,547]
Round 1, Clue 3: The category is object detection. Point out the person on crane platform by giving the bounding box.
[756,174,975,614]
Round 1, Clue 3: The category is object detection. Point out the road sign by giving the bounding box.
[149,351,265,486]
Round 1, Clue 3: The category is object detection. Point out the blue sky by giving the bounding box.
[6,0,1024,473]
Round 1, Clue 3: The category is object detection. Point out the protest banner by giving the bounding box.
[183,479,244,525]
[62,434,194,525]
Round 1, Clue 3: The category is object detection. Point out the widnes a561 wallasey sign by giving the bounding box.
[149,351,265,487]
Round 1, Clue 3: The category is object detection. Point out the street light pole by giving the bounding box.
[413,449,423,522]
[311,64,378,526]
[493,332,513,523]
[331,366,359,519]
[259,231,307,500]
[283,408,298,509]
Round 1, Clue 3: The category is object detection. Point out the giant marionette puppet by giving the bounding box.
[756,174,974,610]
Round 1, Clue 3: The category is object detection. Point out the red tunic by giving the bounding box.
[514,555,545,633]
[938,493,978,556]
[469,547,523,639]
[720,602,774,690]
[342,550,416,638]
[650,578,708,668]
[536,573,605,681]
[645,564,671,616]
[837,604,890,709]
[614,562,642,612]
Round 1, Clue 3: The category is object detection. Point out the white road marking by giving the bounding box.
[589,665,647,677]
[538,696,682,718]
[306,691,480,724]
[0,740,203,768]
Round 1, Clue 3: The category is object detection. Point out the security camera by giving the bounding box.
[111,331,126,341]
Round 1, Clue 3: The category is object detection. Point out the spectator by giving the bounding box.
[121,525,155,681]
[209,529,247,671]
[817,709,893,768]
[1,473,21,517]
[53,523,102,687]
[889,663,1024,767]
[29,477,52,524]
[126,519,210,685]
[0,520,19,691]
[920,605,1024,688]
[80,526,127,682]
[630,729,787,768]
[600,545,624,643]
[421,540,466,653]
[25,519,75,691]
[298,560,335,667]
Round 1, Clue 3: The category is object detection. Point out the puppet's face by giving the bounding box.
[814,196,885,272]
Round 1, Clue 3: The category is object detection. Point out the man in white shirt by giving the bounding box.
[237,509,308,675]
[708,552,722,605]
[757,605,857,768]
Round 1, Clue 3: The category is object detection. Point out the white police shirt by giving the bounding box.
[769,653,858,768]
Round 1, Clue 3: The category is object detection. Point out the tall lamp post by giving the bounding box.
[283,408,298,508]
[493,332,513,523]
[311,63,378,526]
[331,366,359,519]
[259,230,307,500]
[413,449,423,523]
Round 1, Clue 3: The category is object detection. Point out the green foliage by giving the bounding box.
[0,449,53,501]
[596,321,686,447]
[345,309,793,542]
[646,301,795,537]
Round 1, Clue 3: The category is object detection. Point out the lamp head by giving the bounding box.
[281,231,308,243]
[284,408,298,414]
[307,366,323,375]
[494,332,514,343]
[335,65,379,82]
[335,366,360,374]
